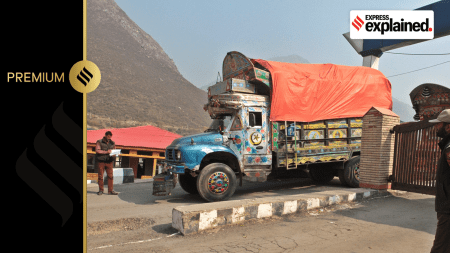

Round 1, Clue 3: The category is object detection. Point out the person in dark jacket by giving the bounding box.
[95,131,118,195]
[429,109,450,253]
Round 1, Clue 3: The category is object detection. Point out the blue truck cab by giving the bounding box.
[156,91,272,202]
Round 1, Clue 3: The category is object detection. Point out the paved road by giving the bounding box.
[87,178,438,252]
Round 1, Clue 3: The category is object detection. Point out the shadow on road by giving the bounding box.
[333,193,436,235]
[151,223,179,235]
[110,177,349,206]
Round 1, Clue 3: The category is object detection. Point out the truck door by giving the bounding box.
[228,111,245,159]
[245,107,268,155]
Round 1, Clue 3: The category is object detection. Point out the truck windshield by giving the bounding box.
[205,115,232,132]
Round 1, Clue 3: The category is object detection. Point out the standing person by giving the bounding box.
[95,131,118,195]
[429,109,450,253]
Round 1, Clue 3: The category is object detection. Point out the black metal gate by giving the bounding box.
[391,121,441,195]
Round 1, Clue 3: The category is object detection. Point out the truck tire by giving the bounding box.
[197,163,237,202]
[338,169,349,186]
[309,164,335,183]
[343,156,360,188]
[178,173,199,194]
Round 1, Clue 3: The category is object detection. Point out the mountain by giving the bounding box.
[267,55,310,64]
[392,97,415,123]
[86,0,212,136]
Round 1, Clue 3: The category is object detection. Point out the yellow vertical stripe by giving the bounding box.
[83,1,87,253]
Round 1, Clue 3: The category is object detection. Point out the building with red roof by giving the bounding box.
[87,125,181,179]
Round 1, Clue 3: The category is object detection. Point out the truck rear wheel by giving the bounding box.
[197,163,237,202]
[178,173,199,194]
[309,164,335,183]
[338,169,349,186]
[343,156,360,188]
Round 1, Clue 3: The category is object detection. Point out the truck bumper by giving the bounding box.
[164,162,187,174]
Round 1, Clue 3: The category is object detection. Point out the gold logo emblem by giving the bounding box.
[69,60,101,93]
[250,132,262,145]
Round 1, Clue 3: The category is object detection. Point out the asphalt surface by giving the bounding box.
[87,178,438,252]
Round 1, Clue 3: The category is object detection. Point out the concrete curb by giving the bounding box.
[87,168,135,185]
[172,189,391,235]
[110,168,134,184]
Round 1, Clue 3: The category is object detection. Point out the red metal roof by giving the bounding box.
[87,125,182,150]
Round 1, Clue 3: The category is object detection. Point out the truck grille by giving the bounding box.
[166,149,174,160]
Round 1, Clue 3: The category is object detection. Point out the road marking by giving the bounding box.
[307,198,320,209]
[232,206,245,223]
[199,210,218,231]
[257,203,272,218]
[88,232,180,250]
[283,200,297,215]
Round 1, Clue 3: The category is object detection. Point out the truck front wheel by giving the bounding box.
[178,173,199,194]
[197,163,237,202]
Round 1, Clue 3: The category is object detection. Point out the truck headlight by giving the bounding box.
[176,150,181,160]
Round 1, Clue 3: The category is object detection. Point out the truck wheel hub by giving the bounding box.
[208,172,229,194]
[355,164,360,181]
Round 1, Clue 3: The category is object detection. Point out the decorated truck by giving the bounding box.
[153,51,393,202]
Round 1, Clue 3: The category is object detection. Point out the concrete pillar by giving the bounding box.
[363,55,380,70]
[359,107,400,190]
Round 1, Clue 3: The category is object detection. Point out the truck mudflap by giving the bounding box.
[152,172,178,196]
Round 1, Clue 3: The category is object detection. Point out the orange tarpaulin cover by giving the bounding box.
[252,59,393,122]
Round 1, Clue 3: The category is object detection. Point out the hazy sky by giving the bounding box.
[114,0,449,105]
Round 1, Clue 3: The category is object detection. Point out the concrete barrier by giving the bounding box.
[103,168,134,184]
[172,188,390,235]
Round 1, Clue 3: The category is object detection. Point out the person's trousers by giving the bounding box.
[430,212,450,253]
[98,161,114,193]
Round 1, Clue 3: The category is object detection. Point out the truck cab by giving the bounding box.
[161,89,272,202]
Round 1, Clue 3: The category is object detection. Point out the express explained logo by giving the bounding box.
[350,11,434,39]
[352,15,364,31]
[357,15,432,34]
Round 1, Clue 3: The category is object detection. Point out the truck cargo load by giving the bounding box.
[252,59,392,122]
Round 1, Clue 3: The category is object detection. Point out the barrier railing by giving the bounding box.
[391,121,440,195]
